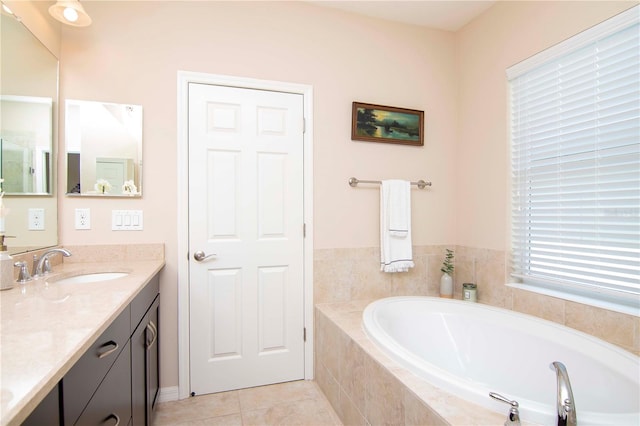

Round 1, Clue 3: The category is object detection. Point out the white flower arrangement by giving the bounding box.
[122,180,138,195]
[94,179,112,194]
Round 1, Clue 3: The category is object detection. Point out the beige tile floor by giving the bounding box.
[154,380,343,426]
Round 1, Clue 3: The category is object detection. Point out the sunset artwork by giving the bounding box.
[351,102,424,146]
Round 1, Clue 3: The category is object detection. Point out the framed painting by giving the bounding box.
[351,102,424,146]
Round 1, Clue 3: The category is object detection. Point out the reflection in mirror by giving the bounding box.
[1,96,52,194]
[66,100,143,197]
[0,13,58,254]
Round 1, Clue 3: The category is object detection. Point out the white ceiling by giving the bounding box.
[309,1,496,32]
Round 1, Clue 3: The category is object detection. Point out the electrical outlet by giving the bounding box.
[75,208,91,230]
[28,208,45,230]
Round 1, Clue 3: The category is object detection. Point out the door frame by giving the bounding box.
[176,71,314,399]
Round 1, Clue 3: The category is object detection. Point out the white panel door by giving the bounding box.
[188,83,305,395]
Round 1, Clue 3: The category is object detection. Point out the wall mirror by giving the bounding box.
[65,100,143,197]
[0,13,58,254]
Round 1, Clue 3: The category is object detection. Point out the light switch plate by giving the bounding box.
[28,208,45,230]
[112,210,143,231]
[75,208,91,230]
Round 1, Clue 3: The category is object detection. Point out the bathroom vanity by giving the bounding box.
[0,255,164,426]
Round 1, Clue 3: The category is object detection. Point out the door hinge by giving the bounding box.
[303,118,306,134]
[303,327,307,342]
[303,223,306,238]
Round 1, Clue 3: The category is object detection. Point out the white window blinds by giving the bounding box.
[508,7,640,300]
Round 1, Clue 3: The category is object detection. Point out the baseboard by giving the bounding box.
[157,386,180,403]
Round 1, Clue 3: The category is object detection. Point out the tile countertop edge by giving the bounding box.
[0,259,165,426]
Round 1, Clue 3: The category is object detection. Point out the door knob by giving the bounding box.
[193,250,217,262]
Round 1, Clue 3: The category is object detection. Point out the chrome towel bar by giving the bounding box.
[348,177,432,189]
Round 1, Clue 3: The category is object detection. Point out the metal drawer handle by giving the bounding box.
[146,320,158,350]
[193,250,216,262]
[104,413,120,426]
[97,340,119,359]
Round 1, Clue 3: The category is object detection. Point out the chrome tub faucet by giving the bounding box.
[550,361,577,426]
[489,392,520,426]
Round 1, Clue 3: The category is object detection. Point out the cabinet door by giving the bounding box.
[21,383,61,426]
[75,341,131,426]
[131,295,159,426]
[147,296,160,416]
[131,319,145,426]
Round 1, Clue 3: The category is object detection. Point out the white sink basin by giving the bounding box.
[53,272,129,285]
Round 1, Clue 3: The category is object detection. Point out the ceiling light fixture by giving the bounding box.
[49,0,91,27]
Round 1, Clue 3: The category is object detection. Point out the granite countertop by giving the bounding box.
[0,258,165,426]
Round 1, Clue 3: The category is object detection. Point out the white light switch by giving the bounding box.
[112,210,143,231]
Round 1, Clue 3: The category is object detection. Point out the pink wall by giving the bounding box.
[55,0,637,391]
[58,1,458,388]
[455,0,635,250]
[58,1,458,251]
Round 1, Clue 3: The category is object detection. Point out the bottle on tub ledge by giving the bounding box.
[439,248,454,298]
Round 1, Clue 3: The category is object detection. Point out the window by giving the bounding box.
[508,6,640,309]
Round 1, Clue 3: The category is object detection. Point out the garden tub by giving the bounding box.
[362,297,639,425]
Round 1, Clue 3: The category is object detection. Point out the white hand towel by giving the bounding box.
[380,180,414,273]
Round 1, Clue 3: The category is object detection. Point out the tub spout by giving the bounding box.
[550,361,577,426]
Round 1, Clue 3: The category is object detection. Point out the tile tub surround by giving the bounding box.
[314,246,639,354]
[0,244,164,426]
[314,301,509,426]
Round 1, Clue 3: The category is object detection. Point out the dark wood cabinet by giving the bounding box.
[21,383,61,426]
[22,274,160,426]
[74,342,132,426]
[63,307,130,425]
[131,294,160,426]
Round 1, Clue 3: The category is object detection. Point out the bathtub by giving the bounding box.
[362,297,640,425]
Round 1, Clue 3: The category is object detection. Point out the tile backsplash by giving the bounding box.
[314,245,639,354]
[11,243,165,280]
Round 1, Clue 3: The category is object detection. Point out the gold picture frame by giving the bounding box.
[351,102,424,146]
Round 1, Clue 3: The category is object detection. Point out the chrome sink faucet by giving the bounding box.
[32,248,72,277]
[550,361,577,426]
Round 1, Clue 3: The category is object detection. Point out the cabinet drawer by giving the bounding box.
[64,306,130,425]
[130,275,159,332]
[75,341,132,426]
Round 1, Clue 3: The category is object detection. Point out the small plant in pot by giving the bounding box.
[440,249,454,298]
